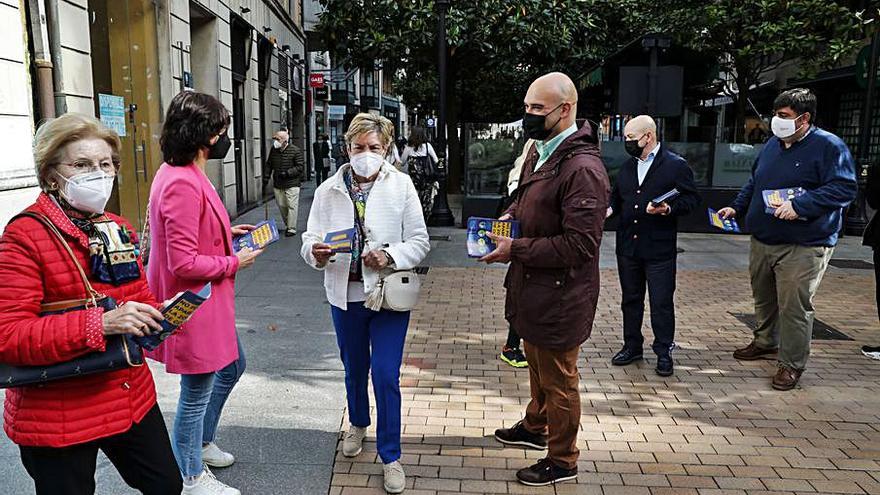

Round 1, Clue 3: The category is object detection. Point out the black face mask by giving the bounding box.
[522,103,564,141]
[208,133,232,160]
[624,137,646,159]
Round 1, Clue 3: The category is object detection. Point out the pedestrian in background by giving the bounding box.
[400,126,438,176]
[607,115,700,377]
[148,91,263,495]
[313,133,332,186]
[264,129,305,237]
[719,88,857,390]
[0,114,181,495]
[861,155,880,360]
[301,113,429,494]
[498,138,534,369]
[485,72,610,487]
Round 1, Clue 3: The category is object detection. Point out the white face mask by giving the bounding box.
[350,151,385,177]
[57,170,115,214]
[273,140,283,149]
[770,115,805,139]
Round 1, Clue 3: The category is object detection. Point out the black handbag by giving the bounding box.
[0,212,144,389]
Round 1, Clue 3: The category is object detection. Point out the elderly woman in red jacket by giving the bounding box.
[0,114,181,495]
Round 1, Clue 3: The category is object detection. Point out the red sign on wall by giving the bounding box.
[309,73,325,88]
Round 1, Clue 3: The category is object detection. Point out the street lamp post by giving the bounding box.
[428,0,456,227]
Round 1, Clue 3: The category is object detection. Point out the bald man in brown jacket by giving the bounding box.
[481,72,610,487]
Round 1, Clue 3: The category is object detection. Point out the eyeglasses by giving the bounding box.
[57,159,120,175]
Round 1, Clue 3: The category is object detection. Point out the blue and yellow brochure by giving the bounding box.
[762,187,806,216]
[467,217,521,258]
[707,208,741,233]
[233,219,280,253]
[135,283,212,351]
[324,228,356,253]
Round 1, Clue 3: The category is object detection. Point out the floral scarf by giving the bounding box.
[343,170,370,282]
[57,196,141,286]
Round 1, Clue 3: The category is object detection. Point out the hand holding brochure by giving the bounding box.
[324,228,356,253]
[467,217,521,258]
[651,188,680,207]
[762,187,806,217]
[233,219,280,253]
[135,283,212,350]
[707,208,740,233]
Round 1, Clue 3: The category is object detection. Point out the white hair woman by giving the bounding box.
[0,113,181,495]
[301,113,430,494]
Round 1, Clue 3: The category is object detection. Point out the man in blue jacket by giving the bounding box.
[607,115,700,377]
[718,88,857,390]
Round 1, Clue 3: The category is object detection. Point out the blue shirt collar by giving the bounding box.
[535,124,578,163]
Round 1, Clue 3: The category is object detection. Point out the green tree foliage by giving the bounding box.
[642,0,866,141]
[317,0,618,190]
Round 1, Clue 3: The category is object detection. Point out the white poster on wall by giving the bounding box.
[98,93,126,137]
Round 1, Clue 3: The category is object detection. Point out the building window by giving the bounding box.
[279,56,289,91]
[360,68,379,109]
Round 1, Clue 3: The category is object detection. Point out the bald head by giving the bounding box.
[274,130,289,142]
[523,72,578,141]
[624,115,656,136]
[623,115,659,160]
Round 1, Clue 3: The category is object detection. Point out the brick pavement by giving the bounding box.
[329,266,880,495]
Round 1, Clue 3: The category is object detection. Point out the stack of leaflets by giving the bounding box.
[707,208,741,233]
[762,187,806,217]
[324,228,356,253]
[233,219,280,253]
[135,283,212,350]
[651,188,680,207]
[466,217,521,258]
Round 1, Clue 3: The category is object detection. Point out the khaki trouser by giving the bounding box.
[749,238,834,370]
[273,186,300,233]
[521,341,581,470]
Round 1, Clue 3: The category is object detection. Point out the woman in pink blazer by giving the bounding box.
[147,91,262,495]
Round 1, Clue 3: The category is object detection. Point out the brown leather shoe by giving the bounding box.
[772,365,803,391]
[733,341,778,361]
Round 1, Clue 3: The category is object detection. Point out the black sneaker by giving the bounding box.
[494,421,547,450]
[862,345,880,361]
[656,354,674,377]
[516,457,578,486]
[500,346,528,368]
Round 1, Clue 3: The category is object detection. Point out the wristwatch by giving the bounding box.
[382,250,396,269]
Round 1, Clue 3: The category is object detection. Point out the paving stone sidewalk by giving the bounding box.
[330,260,880,495]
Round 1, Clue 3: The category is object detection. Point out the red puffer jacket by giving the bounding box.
[0,194,158,447]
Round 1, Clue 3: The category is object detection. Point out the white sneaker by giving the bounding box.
[383,461,406,494]
[202,442,235,468]
[182,467,241,495]
[342,425,367,457]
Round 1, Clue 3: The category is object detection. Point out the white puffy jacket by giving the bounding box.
[300,162,430,310]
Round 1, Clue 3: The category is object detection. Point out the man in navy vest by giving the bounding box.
[718,88,856,390]
[607,115,700,376]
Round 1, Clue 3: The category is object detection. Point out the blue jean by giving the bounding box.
[331,302,409,464]
[172,336,246,477]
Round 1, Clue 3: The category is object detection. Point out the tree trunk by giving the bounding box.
[446,94,463,194]
[732,69,752,144]
[734,90,749,144]
[445,57,463,194]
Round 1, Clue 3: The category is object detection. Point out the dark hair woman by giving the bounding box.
[0,113,181,495]
[147,91,262,495]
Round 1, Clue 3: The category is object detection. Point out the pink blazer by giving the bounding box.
[146,163,240,374]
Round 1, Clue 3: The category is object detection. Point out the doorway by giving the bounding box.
[230,16,252,209]
[89,0,162,229]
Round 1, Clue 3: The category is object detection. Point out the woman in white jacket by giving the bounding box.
[301,113,429,494]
